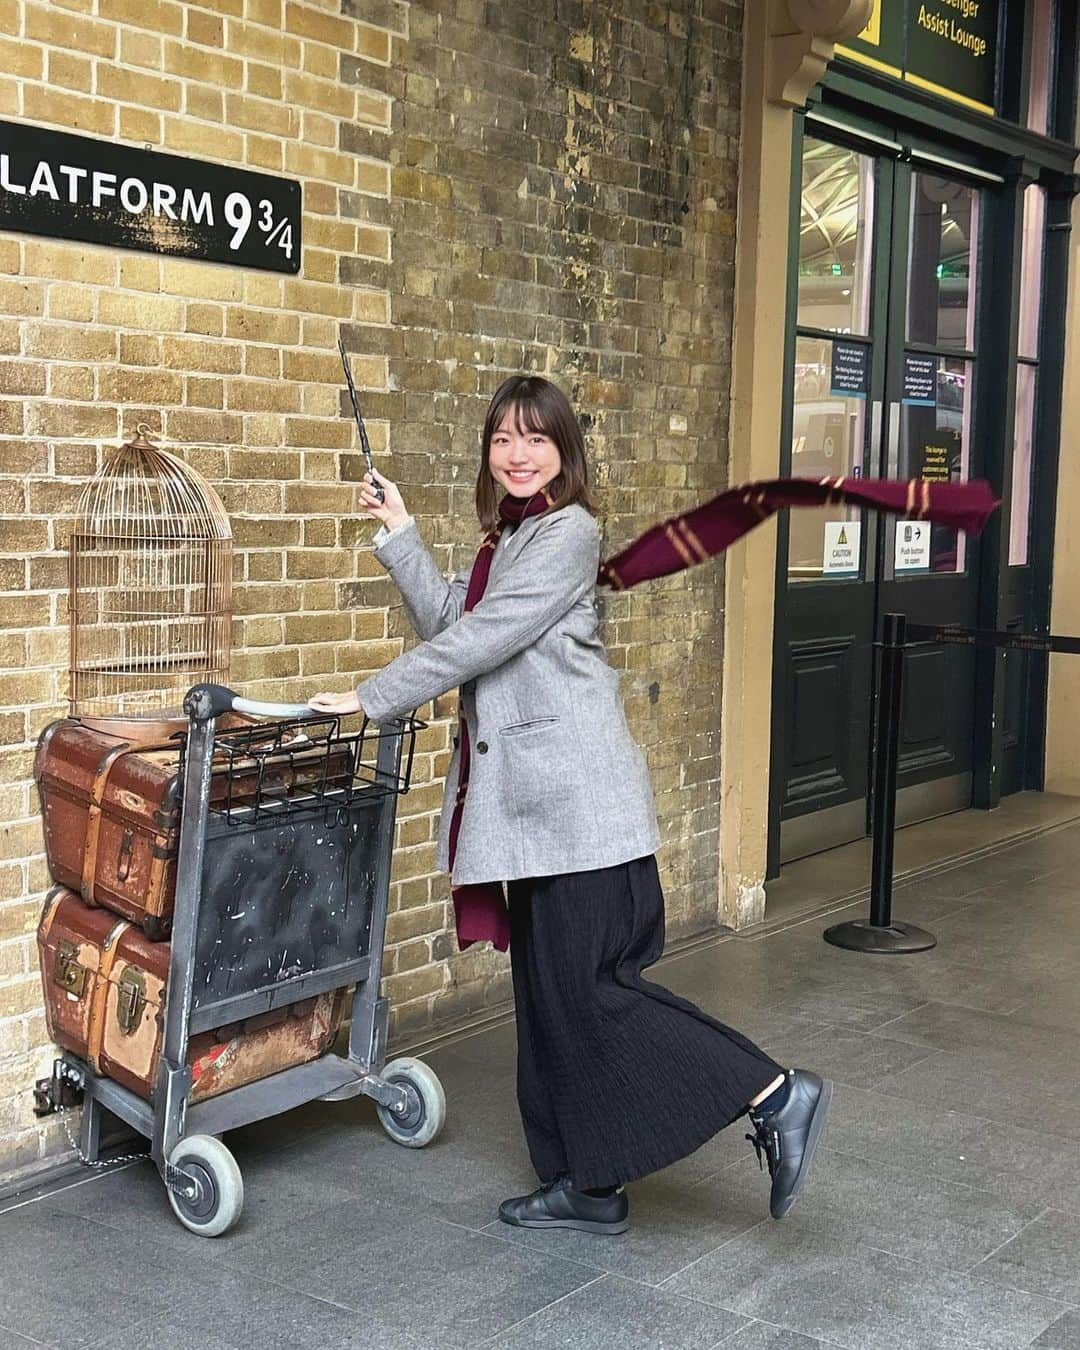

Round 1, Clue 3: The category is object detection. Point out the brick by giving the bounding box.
[47,366,95,400]
[381,965,444,1005]
[117,256,160,293]
[0,978,41,1019]
[229,450,302,480]
[163,119,243,160]
[224,309,301,345]
[98,293,184,331]
[26,404,118,439]
[119,29,163,69]
[162,337,242,373]
[0,363,44,397]
[165,410,244,444]
[186,303,224,337]
[226,92,295,136]
[244,347,280,379]
[23,86,115,136]
[0,280,43,317]
[25,8,116,57]
[185,85,224,123]
[160,259,243,303]
[163,40,244,87]
[284,2,353,50]
[25,324,116,363]
[117,333,161,366]
[226,380,301,413]
[46,285,94,322]
[186,8,223,44]
[0,37,44,79]
[186,376,224,408]
[247,62,283,100]
[98,368,183,404]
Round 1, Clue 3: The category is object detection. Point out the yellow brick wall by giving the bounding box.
[0,0,413,1183]
[0,0,746,1188]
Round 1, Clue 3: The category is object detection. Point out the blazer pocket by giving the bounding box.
[498,716,561,736]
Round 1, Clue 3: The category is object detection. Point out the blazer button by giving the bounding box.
[476,740,488,754]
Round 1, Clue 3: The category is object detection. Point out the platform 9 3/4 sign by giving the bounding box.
[0,121,301,274]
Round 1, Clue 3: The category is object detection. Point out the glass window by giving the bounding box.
[1018,186,1046,361]
[907,174,980,351]
[897,355,973,574]
[1009,364,1037,567]
[797,139,875,336]
[788,334,869,581]
[1027,0,1054,135]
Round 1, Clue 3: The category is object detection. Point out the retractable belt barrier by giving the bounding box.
[904,624,1080,656]
[823,613,1072,955]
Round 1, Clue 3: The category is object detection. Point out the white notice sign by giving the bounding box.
[822,520,861,576]
[894,521,931,572]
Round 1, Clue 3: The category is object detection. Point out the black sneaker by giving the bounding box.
[498,1175,629,1235]
[746,1069,833,1219]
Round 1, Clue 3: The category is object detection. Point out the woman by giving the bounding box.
[310,375,831,1235]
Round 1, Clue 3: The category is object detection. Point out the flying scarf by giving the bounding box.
[449,474,1000,951]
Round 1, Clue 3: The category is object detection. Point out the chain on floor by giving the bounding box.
[56,1103,149,1171]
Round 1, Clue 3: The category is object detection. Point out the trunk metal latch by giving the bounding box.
[54,939,87,997]
[116,967,147,1034]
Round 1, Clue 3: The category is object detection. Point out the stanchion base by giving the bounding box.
[823,920,936,953]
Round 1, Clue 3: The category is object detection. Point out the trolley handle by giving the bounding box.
[231,696,322,721]
[184,682,323,723]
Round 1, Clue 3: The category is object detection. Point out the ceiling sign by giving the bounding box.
[838,0,999,117]
[0,120,301,273]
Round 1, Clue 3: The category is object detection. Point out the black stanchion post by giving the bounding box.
[824,612,936,954]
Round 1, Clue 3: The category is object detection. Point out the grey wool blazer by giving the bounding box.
[356,504,662,886]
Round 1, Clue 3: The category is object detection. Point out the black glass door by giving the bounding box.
[772,127,987,865]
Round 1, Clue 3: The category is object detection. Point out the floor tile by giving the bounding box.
[482,1166,768,1286]
[693,1148,1035,1275]
[1030,1310,1080,1349]
[663,1222,1068,1350]
[220,1193,597,1347]
[725,1324,836,1350]
[484,1271,747,1349]
[973,1210,1080,1305]
[823,1084,1080,1216]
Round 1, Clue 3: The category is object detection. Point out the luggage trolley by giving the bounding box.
[36,682,446,1237]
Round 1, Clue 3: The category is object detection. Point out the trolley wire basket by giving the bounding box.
[179,709,424,826]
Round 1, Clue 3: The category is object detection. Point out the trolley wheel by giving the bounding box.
[376,1057,445,1148]
[166,1134,244,1238]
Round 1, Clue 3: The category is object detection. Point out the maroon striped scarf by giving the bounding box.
[449,474,1000,951]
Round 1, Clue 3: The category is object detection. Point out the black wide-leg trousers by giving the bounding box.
[506,854,782,1191]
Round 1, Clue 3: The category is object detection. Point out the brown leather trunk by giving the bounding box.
[35,717,350,938]
[37,886,347,1102]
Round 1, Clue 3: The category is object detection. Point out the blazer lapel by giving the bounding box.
[490,512,546,580]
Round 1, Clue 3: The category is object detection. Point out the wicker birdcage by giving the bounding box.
[69,428,233,721]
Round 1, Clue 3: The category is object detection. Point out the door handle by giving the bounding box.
[886,401,901,478]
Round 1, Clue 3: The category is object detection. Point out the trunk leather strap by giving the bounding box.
[87,917,130,1073]
[80,742,132,903]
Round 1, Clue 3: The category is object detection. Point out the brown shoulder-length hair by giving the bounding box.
[475,375,598,532]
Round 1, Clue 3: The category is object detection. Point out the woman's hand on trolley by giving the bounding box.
[308,690,364,716]
[360,470,408,531]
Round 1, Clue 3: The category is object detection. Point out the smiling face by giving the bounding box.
[487,406,563,500]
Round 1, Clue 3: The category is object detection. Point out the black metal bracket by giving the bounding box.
[33,1059,85,1118]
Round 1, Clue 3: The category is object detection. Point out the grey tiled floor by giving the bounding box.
[3,824,1080,1349]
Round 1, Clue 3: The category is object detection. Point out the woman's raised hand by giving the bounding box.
[359,470,408,531]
